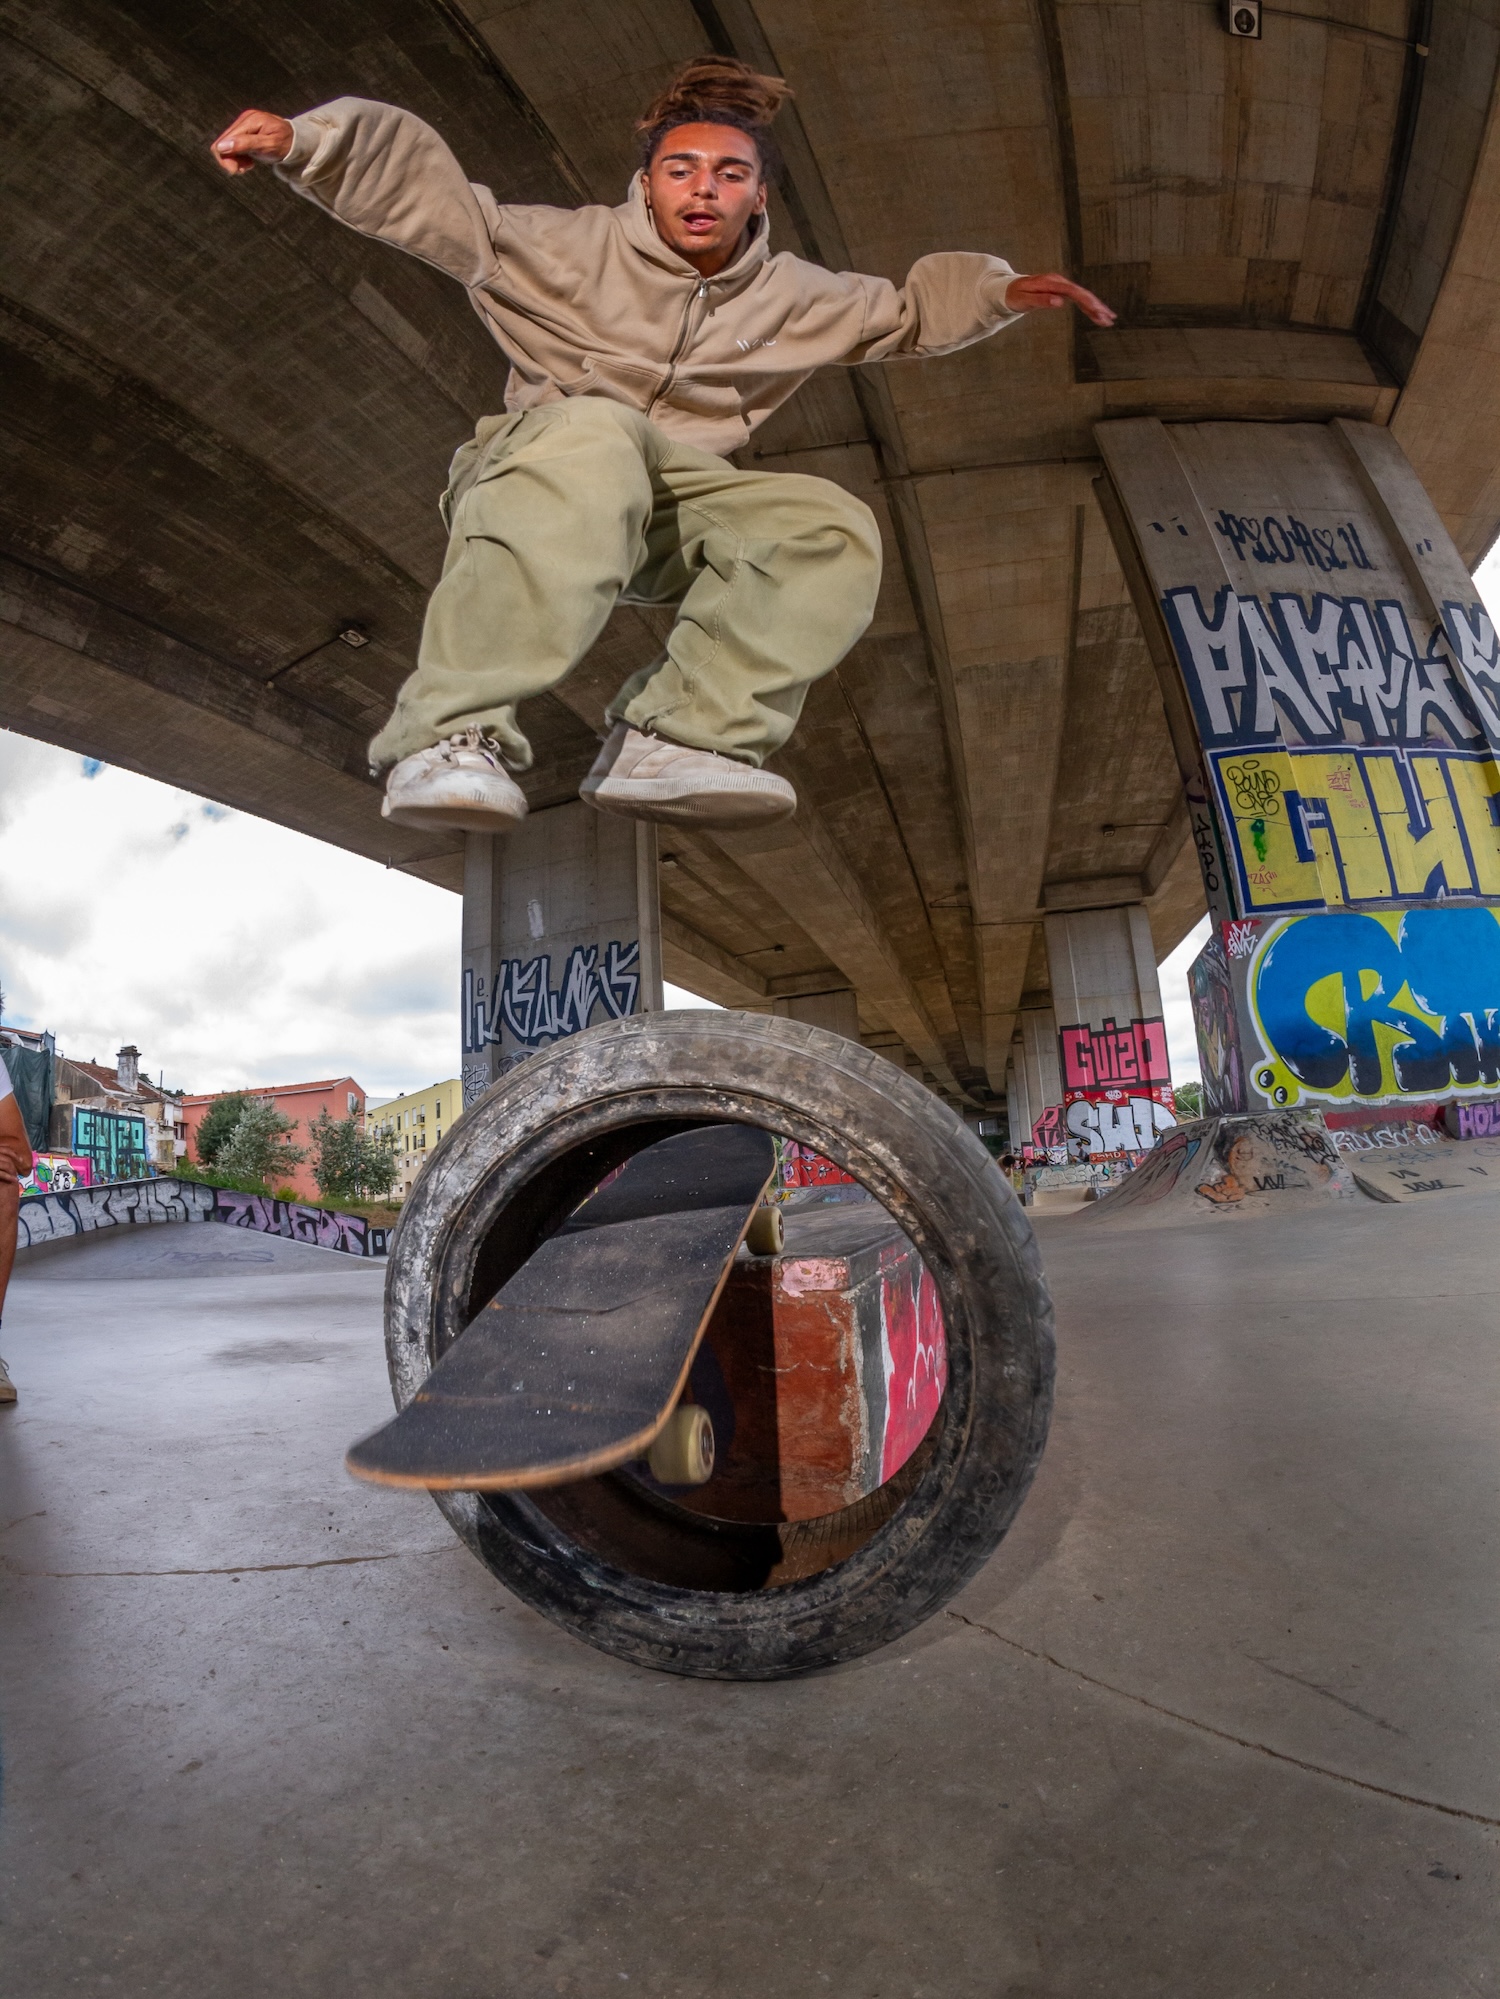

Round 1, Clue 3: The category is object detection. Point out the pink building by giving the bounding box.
[182,1077,366,1204]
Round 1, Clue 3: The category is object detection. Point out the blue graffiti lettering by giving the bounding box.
[1254,908,1500,1097]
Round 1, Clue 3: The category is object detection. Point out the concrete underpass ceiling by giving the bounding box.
[4,0,1500,1103]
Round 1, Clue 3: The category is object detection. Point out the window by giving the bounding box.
[347,1092,359,1115]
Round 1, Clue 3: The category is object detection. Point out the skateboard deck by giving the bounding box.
[345,1123,778,1490]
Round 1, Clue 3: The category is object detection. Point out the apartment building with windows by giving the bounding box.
[365,1078,462,1196]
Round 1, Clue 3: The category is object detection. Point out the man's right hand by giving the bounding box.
[211,110,295,175]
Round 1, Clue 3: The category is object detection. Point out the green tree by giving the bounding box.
[1172,1080,1203,1120]
[308,1110,400,1203]
[216,1099,307,1188]
[195,1091,250,1165]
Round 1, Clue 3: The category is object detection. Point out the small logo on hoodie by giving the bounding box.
[735,336,777,354]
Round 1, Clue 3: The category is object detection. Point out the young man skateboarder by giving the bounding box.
[212,58,1112,834]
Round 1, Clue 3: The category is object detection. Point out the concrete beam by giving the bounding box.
[659,913,769,1011]
[709,805,965,1099]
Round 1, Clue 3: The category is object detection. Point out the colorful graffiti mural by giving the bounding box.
[19,1153,94,1196]
[1248,906,1500,1107]
[878,1249,946,1483]
[17,1176,388,1257]
[72,1106,151,1182]
[1159,581,1500,918]
[776,1139,860,1195]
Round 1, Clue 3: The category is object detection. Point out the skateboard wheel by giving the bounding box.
[743,1205,784,1256]
[647,1404,714,1485]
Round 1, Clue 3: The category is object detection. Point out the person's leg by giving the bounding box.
[609,449,884,767]
[369,400,659,774]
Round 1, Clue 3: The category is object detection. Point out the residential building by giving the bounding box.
[45,1042,186,1181]
[181,1076,367,1205]
[364,1078,462,1197]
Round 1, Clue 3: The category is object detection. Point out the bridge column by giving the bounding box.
[1097,415,1500,1129]
[460,803,662,1108]
[1006,1004,1063,1157]
[1042,905,1177,1162]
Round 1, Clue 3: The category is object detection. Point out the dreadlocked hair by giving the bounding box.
[635,56,792,177]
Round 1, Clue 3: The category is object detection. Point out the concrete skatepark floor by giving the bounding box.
[0,1208,1494,1997]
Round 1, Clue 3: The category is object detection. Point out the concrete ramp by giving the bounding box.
[1345,1136,1500,1204]
[1079,1111,1360,1228]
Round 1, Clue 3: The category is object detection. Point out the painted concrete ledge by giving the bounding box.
[16,1177,389,1258]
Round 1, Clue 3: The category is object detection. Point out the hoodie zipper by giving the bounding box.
[658,276,709,408]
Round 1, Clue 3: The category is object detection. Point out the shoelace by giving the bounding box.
[442,726,505,770]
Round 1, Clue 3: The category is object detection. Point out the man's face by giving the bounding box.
[644,122,767,276]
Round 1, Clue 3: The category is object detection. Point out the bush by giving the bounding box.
[216,1099,307,1188]
[1172,1080,1203,1120]
[309,1110,400,1203]
[195,1091,250,1166]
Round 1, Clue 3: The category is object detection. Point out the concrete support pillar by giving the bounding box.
[1007,1005,1062,1152]
[1097,414,1500,1125]
[460,802,662,1108]
[771,987,860,1041]
[1042,905,1175,1160]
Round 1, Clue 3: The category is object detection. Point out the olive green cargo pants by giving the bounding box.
[368,398,883,773]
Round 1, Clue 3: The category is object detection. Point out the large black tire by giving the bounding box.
[383,1011,1054,1680]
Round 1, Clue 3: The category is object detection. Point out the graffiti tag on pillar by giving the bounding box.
[1162,587,1500,753]
[1058,1017,1171,1091]
[1248,906,1500,1107]
[1212,511,1375,574]
[463,939,641,1054]
[1065,1094,1177,1158]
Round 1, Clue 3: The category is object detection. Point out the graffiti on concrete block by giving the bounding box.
[1065,1091,1177,1159]
[1059,1016,1170,1091]
[18,1177,215,1249]
[1190,928,1247,1115]
[1443,1097,1500,1138]
[878,1249,946,1484]
[213,1191,387,1257]
[1088,1111,1357,1215]
[72,1106,152,1182]
[20,1153,94,1195]
[463,940,640,1053]
[1249,906,1500,1108]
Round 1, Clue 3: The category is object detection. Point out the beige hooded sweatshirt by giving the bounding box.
[278,98,1024,459]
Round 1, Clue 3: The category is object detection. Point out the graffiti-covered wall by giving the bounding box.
[1100,417,1500,1119]
[18,1178,388,1257]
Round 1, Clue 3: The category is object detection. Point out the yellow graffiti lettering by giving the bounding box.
[1447,757,1500,895]
[1362,755,1473,897]
[1217,751,1322,911]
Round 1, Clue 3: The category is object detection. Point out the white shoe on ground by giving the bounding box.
[581,723,796,828]
[0,1356,16,1405]
[381,730,528,833]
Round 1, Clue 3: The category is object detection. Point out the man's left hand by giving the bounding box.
[1007,274,1116,327]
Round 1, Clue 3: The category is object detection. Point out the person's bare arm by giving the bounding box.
[210,109,294,174]
[0,1094,33,1322]
[1005,273,1115,327]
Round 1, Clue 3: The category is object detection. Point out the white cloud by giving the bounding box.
[1159,914,1210,1086]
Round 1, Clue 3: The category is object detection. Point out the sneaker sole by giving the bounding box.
[586,783,795,829]
[383,797,528,834]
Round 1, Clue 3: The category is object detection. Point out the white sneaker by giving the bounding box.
[582,723,795,828]
[0,1357,16,1405]
[381,730,528,833]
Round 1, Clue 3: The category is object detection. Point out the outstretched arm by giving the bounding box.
[837,253,1114,365]
[209,98,500,290]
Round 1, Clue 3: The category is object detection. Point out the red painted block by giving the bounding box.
[679,1202,946,1524]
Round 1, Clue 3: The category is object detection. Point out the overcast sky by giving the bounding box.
[4,544,1496,1098]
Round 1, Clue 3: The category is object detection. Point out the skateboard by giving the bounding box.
[345,1123,778,1491]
